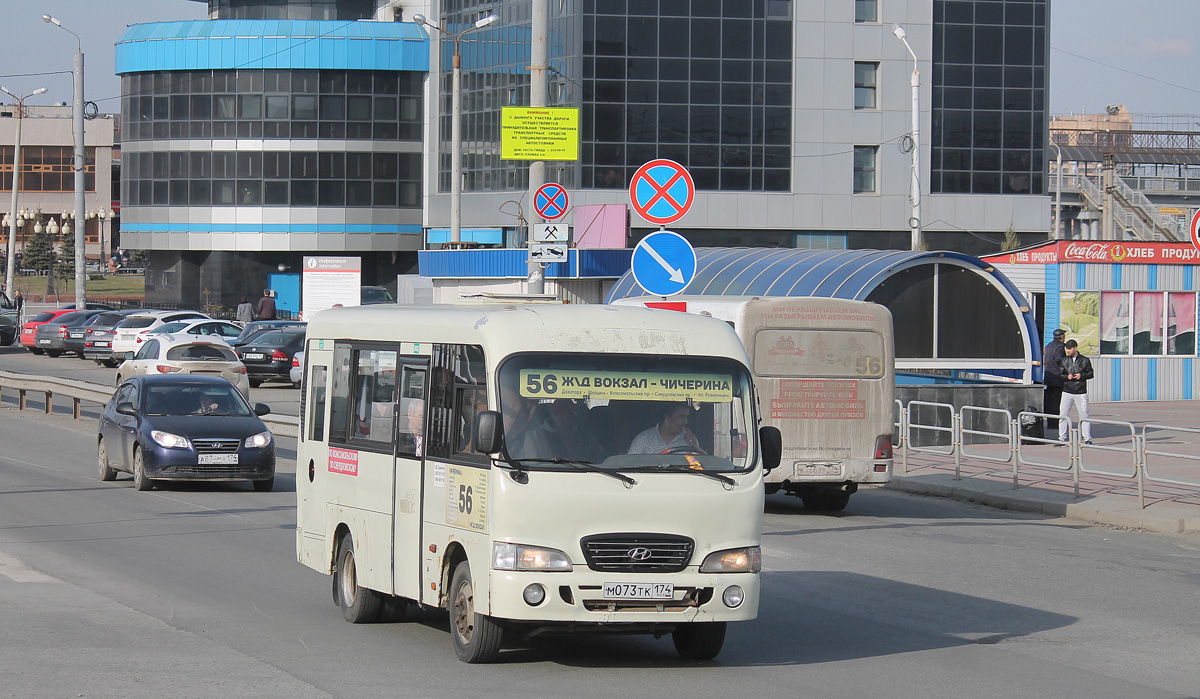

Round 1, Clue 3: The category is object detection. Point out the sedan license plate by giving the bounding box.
[95,341,110,347]
[198,453,238,465]
[602,582,674,600]
[243,352,264,360]
[37,339,51,346]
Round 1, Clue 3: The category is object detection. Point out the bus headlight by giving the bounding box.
[493,542,572,571]
[699,546,761,573]
[151,430,190,449]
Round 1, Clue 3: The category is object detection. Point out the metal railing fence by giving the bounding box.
[894,401,1198,509]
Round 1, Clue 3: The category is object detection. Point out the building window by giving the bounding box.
[855,0,878,23]
[853,146,877,193]
[854,62,878,110]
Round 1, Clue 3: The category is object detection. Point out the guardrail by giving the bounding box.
[0,370,298,438]
[894,401,1199,509]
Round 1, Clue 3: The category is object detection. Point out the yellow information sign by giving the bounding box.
[445,465,488,533]
[519,370,734,401]
[501,107,580,161]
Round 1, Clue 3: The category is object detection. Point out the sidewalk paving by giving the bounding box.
[886,400,1200,533]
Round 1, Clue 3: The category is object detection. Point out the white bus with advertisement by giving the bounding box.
[295,304,781,663]
[613,296,894,511]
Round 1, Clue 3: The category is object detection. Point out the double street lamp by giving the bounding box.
[2,86,48,296]
[413,13,498,246]
[43,13,87,308]
[893,24,923,251]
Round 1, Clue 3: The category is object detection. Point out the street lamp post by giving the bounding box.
[893,24,922,251]
[1050,140,1063,240]
[43,14,86,309]
[413,13,498,246]
[2,86,47,296]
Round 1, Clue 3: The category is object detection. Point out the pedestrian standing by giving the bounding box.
[1043,328,1066,431]
[13,290,24,320]
[1058,339,1094,445]
[236,296,254,323]
[255,288,277,320]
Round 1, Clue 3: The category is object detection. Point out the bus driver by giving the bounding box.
[629,403,706,454]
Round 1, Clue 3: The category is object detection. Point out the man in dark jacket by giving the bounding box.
[255,289,277,320]
[1057,339,1094,444]
[1043,328,1066,431]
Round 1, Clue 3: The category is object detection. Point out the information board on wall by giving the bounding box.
[302,256,361,320]
[501,107,580,161]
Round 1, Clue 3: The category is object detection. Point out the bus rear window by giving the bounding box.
[753,329,886,378]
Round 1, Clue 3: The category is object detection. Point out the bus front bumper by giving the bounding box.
[486,569,759,625]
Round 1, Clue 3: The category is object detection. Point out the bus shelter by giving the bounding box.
[606,247,1042,385]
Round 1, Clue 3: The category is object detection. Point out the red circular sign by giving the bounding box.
[534,183,569,221]
[629,159,695,225]
[1191,209,1200,252]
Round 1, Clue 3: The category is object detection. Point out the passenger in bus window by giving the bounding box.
[628,403,706,454]
[399,398,425,456]
[520,398,604,462]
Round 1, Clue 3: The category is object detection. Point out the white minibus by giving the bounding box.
[295,304,781,663]
[613,296,894,511]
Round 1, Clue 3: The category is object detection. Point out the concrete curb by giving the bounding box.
[886,475,1200,534]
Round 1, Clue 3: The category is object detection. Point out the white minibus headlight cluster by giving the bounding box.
[151,430,190,449]
[699,546,761,573]
[244,431,273,448]
[493,542,572,572]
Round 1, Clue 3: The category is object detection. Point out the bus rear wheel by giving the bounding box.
[672,621,727,660]
[335,532,382,623]
[449,561,503,663]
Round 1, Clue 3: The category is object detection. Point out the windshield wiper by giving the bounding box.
[515,458,637,488]
[651,464,736,487]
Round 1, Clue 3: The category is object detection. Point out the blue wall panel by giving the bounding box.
[116,20,429,73]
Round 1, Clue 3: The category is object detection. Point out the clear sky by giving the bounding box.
[0,0,1198,117]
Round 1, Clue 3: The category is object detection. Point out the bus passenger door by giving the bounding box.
[392,361,428,600]
[298,347,333,563]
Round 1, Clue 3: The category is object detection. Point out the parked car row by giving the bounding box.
[12,306,308,392]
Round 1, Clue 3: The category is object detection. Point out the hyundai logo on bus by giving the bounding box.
[628,547,653,561]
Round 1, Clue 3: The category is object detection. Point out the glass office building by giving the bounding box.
[118,0,1050,308]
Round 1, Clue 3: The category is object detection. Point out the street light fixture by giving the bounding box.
[1050,139,1063,240]
[43,13,87,308]
[2,86,47,296]
[413,12,499,246]
[893,24,922,251]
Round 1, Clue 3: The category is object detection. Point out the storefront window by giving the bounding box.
[1100,291,1197,356]
[1099,292,1130,355]
[1167,292,1196,356]
[1133,292,1164,355]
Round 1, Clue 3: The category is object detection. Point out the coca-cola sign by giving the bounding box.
[984,242,1200,265]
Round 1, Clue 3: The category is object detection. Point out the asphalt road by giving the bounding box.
[2,399,1198,698]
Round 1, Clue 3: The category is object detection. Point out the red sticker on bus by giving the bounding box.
[329,447,359,476]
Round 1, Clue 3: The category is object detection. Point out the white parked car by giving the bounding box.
[112,311,211,360]
[115,335,251,397]
[289,350,304,388]
[148,319,244,343]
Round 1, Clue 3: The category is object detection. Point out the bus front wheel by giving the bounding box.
[449,561,503,663]
[335,532,382,623]
[672,621,727,660]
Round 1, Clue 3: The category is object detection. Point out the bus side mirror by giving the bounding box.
[474,410,503,454]
[759,425,782,472]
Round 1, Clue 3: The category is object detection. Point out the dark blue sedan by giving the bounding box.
[97,375,277,492]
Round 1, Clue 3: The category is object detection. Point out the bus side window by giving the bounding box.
[308,366,328,443]
[428,344,488,463]
[329,344,353,444]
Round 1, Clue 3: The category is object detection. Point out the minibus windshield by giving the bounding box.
[497,354,755,473]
